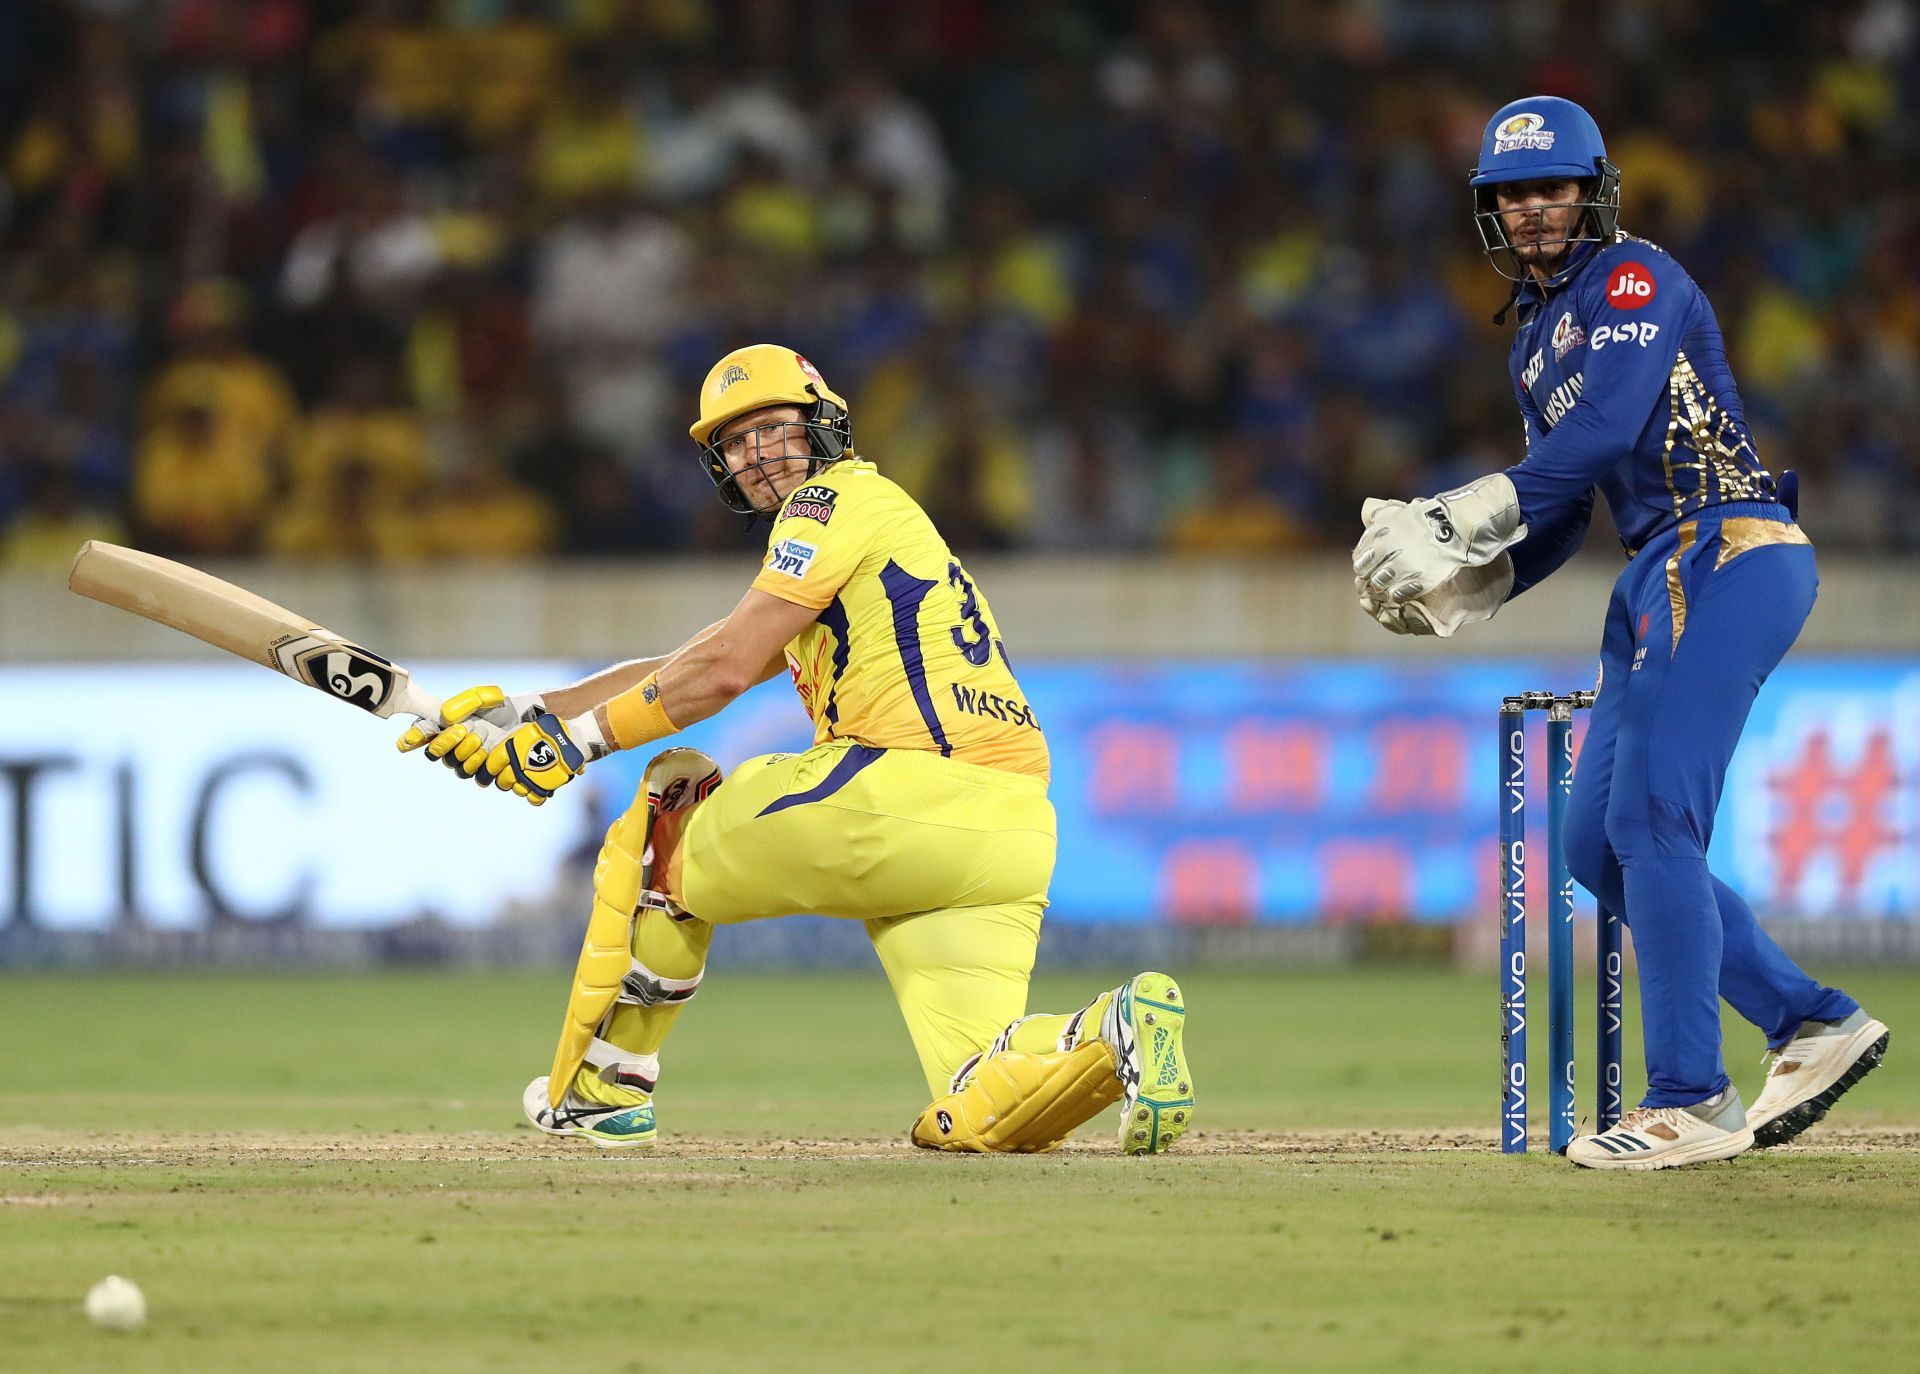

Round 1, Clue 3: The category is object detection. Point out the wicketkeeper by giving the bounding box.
[401,345,1192,1155]
[1352,97,1888,1169]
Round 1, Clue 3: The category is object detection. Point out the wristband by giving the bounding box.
[604,673,680,752]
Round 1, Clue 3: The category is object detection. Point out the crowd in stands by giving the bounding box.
[2,0,1917,569]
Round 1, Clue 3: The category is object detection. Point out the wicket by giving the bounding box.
[1498,690,1622,1154]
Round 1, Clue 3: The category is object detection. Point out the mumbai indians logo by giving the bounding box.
[1551,311,1585,360]
[277,637,395,714]
[1493,112,1555,154]
[716,364,750,394]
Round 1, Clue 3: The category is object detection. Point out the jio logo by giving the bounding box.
[1606,262,1656,310]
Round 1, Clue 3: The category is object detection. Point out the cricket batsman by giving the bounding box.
[1351,97,1888,1168]
[399,345,1192,1155]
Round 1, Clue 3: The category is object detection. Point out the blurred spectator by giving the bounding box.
[827,69,954,245]
[535,48,640,202]
[142,281,293,453]
[281,160,440,315]
[643,63,818,203]
[532,189,692,460]
[289,353,428,499]
[266,456,427,562]
[1027,406,1162,551]
[459,1,562,148]
[1166,433,1305,554]
[133,393,273,555]
[417,428,558,559]
[0,464,125,570]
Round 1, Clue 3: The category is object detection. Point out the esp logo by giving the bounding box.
[1605,262,1655,310]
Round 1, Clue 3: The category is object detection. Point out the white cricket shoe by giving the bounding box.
[522,1075,657,1148]
[1746,1010,1890,1148]
[1566,1088,1753,1170]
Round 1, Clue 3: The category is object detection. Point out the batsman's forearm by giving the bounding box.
[651,630,758,728]
[541,622,726,718]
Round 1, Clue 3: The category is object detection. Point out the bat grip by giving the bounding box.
[391,681,445,723]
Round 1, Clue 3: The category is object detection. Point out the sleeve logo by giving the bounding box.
[781,484,838,525]
[1605,262,1656,310]
[768,538,817,579]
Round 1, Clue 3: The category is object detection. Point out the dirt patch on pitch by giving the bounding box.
[3,1125,1917,1167]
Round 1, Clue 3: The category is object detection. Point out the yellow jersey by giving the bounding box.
[750,459,1049,782]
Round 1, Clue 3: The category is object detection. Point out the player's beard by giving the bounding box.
[1520,241,1571,279]
[743,459,801,513]
[1511,213,1577,279]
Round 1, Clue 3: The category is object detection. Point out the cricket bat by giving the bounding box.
[68,540,443,722]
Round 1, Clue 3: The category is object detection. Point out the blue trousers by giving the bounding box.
[1561,503,1857,1107]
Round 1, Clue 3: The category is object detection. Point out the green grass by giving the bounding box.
[3,966,1917,1371]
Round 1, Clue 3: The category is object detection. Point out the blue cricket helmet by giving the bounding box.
[1469,96,1621,287]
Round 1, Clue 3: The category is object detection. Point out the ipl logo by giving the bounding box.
[1493,112,1556,154]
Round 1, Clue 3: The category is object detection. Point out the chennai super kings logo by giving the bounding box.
[272,635,397,714]
[1493,112,1555,154]
[716,364,750,394]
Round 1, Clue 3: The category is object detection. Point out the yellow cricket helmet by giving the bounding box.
[690,344,853,514]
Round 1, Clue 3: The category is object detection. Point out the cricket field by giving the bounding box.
[4,963,1918,1371]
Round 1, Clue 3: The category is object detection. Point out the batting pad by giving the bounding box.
[910,1039,1122,1153]
[547,790,651,1109]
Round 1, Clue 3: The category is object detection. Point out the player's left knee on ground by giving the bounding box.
[910,1038,1123,1153]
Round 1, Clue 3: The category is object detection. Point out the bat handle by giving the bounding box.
[392,680,445,723]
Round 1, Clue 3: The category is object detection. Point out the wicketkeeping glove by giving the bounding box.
[1355,554,1515,637]
[1352,473,1528,605]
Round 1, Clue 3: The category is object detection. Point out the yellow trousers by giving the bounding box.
[667,740,1057,1095]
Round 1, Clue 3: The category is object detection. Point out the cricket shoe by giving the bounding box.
[1566,1087,1752,1171]
[1101,972,1194,1155]
[522,1075,656,1149]
[1746,1010,1890,1149]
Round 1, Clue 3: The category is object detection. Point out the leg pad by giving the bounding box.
[546,748,720,1110]
[547,800,652,1108]
[910,1039,1122,1153]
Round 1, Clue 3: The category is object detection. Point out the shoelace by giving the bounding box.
[1609,1106,1693,1136]
[1761,1033,1819,1077]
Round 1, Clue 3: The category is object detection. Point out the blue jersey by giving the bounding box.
[1501,234,1786,591]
